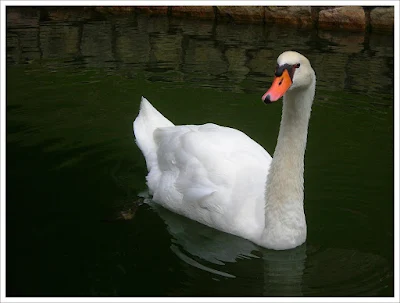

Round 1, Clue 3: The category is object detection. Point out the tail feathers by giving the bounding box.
[133,96,174,170]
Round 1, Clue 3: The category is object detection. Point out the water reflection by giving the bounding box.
[147,198,307,296]
[149,200,260,266]
[144,197,391,296]
[7,8,393,99]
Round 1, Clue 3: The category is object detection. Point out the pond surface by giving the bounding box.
[6,10,394,297]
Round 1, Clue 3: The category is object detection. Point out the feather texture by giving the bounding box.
[134,97,271,242]
[133,51,316,250]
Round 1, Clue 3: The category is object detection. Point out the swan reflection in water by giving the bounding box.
[142,197,391,297]
[146,198,307,296]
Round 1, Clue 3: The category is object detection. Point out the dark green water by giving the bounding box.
[6,10,394,297]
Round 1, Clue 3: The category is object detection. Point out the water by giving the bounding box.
[6,9,394,297]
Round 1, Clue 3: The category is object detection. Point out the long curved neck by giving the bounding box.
[261,81,315,250]
[267,86,314,201]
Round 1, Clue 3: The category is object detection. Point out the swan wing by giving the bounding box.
[148,123,272,234]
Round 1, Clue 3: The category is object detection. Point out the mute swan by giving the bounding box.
[133,51,316,250]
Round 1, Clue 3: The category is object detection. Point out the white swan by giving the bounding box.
[133,51,316,250]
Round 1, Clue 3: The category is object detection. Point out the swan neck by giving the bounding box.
[260,83,314,250]
[267,89,312,202]
[275,89,313,163]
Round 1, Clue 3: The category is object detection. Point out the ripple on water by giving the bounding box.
[144,201,392,296]
[303,245,392,296]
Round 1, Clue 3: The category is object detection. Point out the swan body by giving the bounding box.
[133,51,316,250]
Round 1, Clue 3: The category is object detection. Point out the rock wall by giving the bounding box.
[6,8,394,99]
[29,6,395,32]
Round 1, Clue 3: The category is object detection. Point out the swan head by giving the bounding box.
[262,51,315,103]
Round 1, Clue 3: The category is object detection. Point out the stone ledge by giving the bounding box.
[370,7,394,32]
[8,6,395,33]
[95,6,136,14]
[318,6,366,32]
[265,6,313,29]
[217,6,264,23]
[170,6,215,19]
[134,6,169,15]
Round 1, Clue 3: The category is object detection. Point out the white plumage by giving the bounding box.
[133,51,316,250]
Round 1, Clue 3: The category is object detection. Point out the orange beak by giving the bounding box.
[262,69,293,103]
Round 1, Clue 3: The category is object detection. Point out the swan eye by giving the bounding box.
[294,63,301,68]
